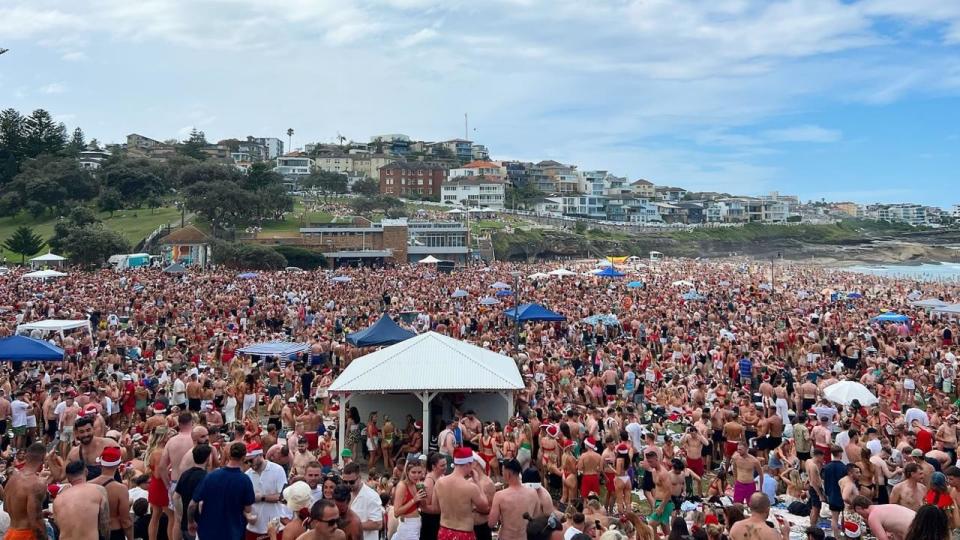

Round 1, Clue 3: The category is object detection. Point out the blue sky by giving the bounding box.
[1,0,959,206]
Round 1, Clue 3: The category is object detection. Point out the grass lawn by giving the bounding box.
[258,202,333,233]
[0,206,182,262]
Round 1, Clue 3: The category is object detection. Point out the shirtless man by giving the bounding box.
[577,438,602,501]
[489,460,553,540]
[757,411,783,464]
[645,450,673,536]
[67,416,121,481]
[175,427,215,473]
[680,426,709,492]
[729,493,789,540]
[143,403,167,435]
[851,496,915,540]
[806,449,827,527]
[4,444,49,540]
[668,458,701,504]
[601,367,618,400]
[91,446,133,540]
[461,411,482,451]
[798,379,819,412]
[890,462,927,511]
[185,374,202,413]
[840,463,862,515]
[722,413,744,466]
[471,455,496,540]
[291,437,315,478]
[42,387,60,445]
[732,442,762,504]
[432,448,490,540]
[157,412,195,540]
[55,460,110,540]
[57,392,81,456]
[811,416,833,459]
[936,420,957,464]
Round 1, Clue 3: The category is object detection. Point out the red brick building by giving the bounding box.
[379,161,447,198]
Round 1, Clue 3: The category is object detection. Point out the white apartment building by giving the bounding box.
[274,156,313,176]
[449,160,506,181]
[252,137,284,160]
[441,177,506,210]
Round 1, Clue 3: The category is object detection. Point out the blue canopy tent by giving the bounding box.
[479,297,501,306]
[871,313,910,323]
[0,335,65,361]
[595,267,626,278]
[682,291,707,301]
[495,289,513,297]
[331,276,353,283]
[504,303,567,322]
[237,341,309,360]
[626,281,644,289]
[237,272,258,279]
[451,289,469,298]
[346,315,416,347]
[490,281,511,290]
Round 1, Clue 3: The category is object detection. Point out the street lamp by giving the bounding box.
[510,270,521,347]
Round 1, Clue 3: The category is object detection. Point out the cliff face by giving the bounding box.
[491,228,960,263]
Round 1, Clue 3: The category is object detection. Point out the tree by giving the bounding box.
[23,109,67,158]
[244,162,284,192]
[98,189,123,217]
[0,109,26,184]
[61,226,130,267]
[211,240,287,270]
[304,170,348,200]
[7,155,99,215]
[183,181,256,232]
[68,127,85,155]
[3,226,44,263]
[176,161,242,188]
[351,177,380,196]
[100,158,166,205]
[177,128,208,161]
[48,207,100,253]
[272,245,325,270]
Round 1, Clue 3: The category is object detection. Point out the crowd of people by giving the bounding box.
[0,256,957,540]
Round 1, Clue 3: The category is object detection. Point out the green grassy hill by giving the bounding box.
[0,207,182,262]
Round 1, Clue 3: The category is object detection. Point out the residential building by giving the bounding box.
[502,161,532,187]
[313,154,354,175]
[370,134,411,156]
[230,151,255,172]
[471,144,490,160]
[532,160,579,194]
[532,197,563,215]
[605,195,663,223]
[78,144,111,170]
[952,204,960,218]
[759,191,800,217]
[438,139,474,162]
[629,179,656,199]
[561,195,607,219]
[200,144,231,161]
[251,137,284,159]
[237,138,271,162]
[441,176,506,210]
[125,133,176,161]
[351,154,396,180]
[655,186,688,202]
[870,203,927,225]
[274,154,314,187]
[379,161,447,198]
[832,202,860,217]
[449,160,506,181]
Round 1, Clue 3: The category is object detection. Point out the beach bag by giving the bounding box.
[787,500,810,516]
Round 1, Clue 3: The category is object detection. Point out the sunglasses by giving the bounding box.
[342,479,358,485]
[320,518,339,527]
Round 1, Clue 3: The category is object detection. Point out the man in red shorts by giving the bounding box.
[433,447,490,540]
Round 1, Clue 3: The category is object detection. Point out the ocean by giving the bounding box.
[844,262,960,281]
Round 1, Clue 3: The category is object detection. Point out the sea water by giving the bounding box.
[844,262,960,282]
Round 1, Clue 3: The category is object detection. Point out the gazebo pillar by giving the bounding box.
[337,394,350,465]
[500,391,515,419]
[417,391,437,455]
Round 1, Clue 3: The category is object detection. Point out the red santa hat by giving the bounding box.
[616,442,631,455]
[562,439,576,450]
[545,424,560,438]
[47,484,62,498]
[584,437,598,451]
[414,421,423,430]
[453,447,474,466]
[99,447,122,468]
[83,404,99,416]
[153,402,167,414]
[843,522,861,538]
[246,442,263,458]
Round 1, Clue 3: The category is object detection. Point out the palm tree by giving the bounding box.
[287,128,294,153]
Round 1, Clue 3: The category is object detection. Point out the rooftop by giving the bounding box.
[160,225,210,245]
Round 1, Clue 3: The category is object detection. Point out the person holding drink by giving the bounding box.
[392,458,427,540]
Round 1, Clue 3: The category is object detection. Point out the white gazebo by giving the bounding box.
[29,252,66,269]
[16,319,92,338]
[417,255,441,264]
[328,331,524,458]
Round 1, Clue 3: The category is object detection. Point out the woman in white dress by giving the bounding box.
[223,386,238,427]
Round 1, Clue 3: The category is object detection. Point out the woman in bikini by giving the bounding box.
[560,440,578,507]
[392,460,427,540]
[613,443,633,515]
[382,415,395,472]
[367,411,381,471]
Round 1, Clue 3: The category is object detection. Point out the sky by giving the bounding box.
[1,0,959,206]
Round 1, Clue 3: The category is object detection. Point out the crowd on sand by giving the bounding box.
[0,256,957,540]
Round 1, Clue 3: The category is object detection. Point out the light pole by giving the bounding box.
[511,270,521,348]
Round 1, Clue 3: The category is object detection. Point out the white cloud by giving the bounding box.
[0,6,80,40]
[763,125,842,143]
[61,51,88,62]
[397,28,439,48]
[39,83,66,95]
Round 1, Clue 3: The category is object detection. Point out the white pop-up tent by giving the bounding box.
[328,331,524,457]
[16,319,92,338]
[29,252,67,269]
[22,269,67,280]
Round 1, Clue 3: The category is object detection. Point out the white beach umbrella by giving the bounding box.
[823,381,878,406]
